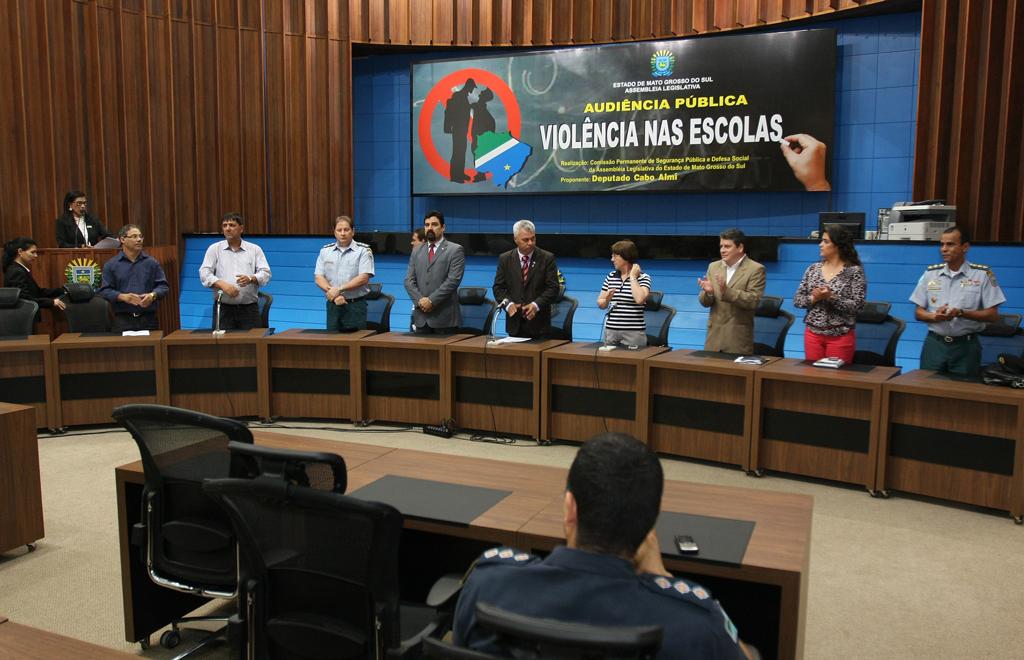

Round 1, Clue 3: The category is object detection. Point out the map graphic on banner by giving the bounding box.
[412,29,836,195]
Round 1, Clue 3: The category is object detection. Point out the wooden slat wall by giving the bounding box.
[0,0,353,248]
[915,0,1024,241]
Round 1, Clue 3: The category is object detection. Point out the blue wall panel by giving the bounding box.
[352,12,921,238]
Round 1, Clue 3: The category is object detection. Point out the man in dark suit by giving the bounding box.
[55,191,113,247]
[404,210,465,333]
[492,219,560,339]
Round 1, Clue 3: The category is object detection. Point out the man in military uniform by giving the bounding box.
[910,226,1005,376]
[453,433,753,660]
[314,215,374,331]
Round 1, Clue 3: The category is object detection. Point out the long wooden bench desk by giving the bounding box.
[0,616,137,659]
[114,431,812,659]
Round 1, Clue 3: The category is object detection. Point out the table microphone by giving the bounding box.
[487,299,510,344]
[213,290,225,335]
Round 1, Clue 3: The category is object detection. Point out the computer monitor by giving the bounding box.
[819,212,865,239]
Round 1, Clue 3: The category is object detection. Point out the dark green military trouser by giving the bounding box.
[326,298,368,332]
[920,332,981,376]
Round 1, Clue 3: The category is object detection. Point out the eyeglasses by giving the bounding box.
[124,234,143,239]
[73,200,87,206]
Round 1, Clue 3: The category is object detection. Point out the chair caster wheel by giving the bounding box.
[746,469,764,478]
[868,489,891,499]
[160,629,181,649]
[139,638,151,650]
[26,543,36,552]
[1014,515,1023,525]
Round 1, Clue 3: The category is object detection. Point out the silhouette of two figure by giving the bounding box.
[443,79,497,184]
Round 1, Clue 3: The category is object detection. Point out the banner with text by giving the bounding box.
[412,29,835,195]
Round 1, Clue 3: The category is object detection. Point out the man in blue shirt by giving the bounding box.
[98,224,169,331]
[453,433,753,660]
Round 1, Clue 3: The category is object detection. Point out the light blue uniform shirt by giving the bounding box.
[910,262,1006,337]
[314,241,374,299]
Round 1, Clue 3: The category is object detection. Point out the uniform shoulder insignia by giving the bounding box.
[476,547,538,567]
[641,575,716,612]
[356,241,371,250]
[968,262,990,271]
[926,263,944,271]
[322,242,336,249]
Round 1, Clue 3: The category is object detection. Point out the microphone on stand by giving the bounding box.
[598,301,617,351]
[213,290,226,335]
[487,299,511,344]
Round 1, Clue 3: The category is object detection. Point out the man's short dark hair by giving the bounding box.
[720,228,746,248]
[335,215,354,229]
[567,433,663,557]
[425,210,445,225]
[118,224,141,239]
[942,225,971,244]
[610,240,639,264]
[221,212,243,224]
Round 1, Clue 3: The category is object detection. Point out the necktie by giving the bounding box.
[428,243,435,263]
[521,255,530,283]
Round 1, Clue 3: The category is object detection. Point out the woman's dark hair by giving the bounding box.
[610,240,639,264]
[823,224,861,267]
[413,227,427,242]
[61,190,86,219]
[3,237,37,271]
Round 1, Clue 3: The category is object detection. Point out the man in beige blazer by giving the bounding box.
[698,229,766,354]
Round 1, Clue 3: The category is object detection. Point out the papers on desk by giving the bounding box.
[734,356,766,365]
[122,330,151,337]
[812,357,845,369]
[486,336,532,345]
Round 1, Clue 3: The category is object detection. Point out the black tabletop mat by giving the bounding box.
[656,511,755,565]
[349,475,512,526]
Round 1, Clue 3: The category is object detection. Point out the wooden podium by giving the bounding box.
[33,246,180,337]
[0,403,44,554]
[162,329,268,418]
[0,335,57,430]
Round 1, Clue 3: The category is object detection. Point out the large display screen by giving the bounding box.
[412,29,835,195]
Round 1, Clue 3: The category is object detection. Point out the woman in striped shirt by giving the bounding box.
[597,240,652,347]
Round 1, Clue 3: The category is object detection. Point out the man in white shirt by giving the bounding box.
[199,213,272,330]
[698,229,766,354]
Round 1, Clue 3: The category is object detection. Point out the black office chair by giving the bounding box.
[228,441,347,493]
[61,282,113,332]
[753,296,795,357]
[458,287,498,336]
[549,287,579,341]
[980,313,1024,364]
[643,291,676,347]
[424,602,662,659]
[366,282,396,333]
[202,473,456,659]
[257,291,273,328]
[112,404,255,657]
[853,301,906,366]
[0,287,38,336]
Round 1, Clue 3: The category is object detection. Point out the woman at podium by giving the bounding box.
[3,237,67,315]
[55,190,113,248]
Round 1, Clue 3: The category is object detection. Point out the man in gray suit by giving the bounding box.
[698,228,766,354]
[404,210,465,333]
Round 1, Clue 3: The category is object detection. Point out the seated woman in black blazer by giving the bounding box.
[3,237,67,313]
[55,190,112,248]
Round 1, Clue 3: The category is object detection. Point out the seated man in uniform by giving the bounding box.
[453,433,754,659]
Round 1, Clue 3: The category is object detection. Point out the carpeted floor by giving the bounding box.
[1,421,1023,659]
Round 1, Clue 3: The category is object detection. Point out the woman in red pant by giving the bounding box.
[793,225,866,363]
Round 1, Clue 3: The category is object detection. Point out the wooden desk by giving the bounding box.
[261,329,374,422]
[644,350,780,469]
[0,618,136,659]
[34,246,180,338]
[114,431,395,644]
[517,481,813,660]
[541,343,668,443]
[358,332,470,425]
[879,370,1024,521]
[446,336,567,439]
[0,403,44,554]
[751,359,900,492]
[162,329,268,418]
[51,332,165,427]
[0,335,57,429]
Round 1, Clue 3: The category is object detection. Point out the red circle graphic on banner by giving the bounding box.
[418,68,522,184]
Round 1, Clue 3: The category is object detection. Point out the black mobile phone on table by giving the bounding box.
[675,535,699,554]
